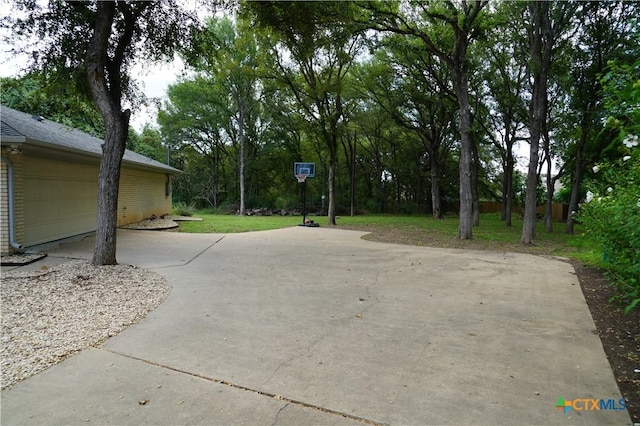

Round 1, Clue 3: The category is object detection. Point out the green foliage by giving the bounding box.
[578,59,640,313]
[172,201,196,217]
[126,125,168,163]
[1,73,105,137]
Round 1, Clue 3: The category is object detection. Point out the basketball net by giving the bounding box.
[296,174,308,183]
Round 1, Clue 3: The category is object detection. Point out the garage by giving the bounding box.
[1,105,179,254]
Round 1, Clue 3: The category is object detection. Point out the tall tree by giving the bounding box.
[4,1,198,264]
[364,0,487,239]
[159,77,233,207]
[475,1,528,227]
[185,17,262,215]
[243,1,366,225]
[521,1,578,244]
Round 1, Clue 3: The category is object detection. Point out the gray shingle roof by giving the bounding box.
[1,120,24,138]
[0,105,179,174]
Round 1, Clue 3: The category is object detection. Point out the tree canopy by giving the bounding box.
[3,0,200,264]
[4,0,639,248]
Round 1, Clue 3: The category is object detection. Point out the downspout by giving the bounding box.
[1,156,23,250]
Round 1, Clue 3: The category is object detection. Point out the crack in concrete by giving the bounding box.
[153,236,225,269]
[102,348,385,426]
[270,402,290,426]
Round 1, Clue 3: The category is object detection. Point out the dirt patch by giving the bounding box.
[338,223,639,423]
[573,261,640,423]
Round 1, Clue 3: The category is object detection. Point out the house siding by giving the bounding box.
[13,153,25,250]
[1,106,178,254]
[1,157,9,253]
[1,152,25,254]
[117,168,172,226]
[22,156,98,247]
[10,155,172,250]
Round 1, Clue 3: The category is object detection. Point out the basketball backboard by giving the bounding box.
[294,162,316,178]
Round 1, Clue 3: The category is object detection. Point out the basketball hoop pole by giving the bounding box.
[294,162,318,227]
[301,177,307,225]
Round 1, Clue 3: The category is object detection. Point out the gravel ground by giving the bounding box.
[0,260,171,390]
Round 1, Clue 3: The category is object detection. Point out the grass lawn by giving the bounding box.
[176,213,302,233]
[176,210,601,263]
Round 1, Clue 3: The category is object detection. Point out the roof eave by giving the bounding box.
[22,139,181,174]
[0,136,27,144]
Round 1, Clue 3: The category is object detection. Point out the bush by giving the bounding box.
[172,201,196,217]
[578,60,640,313]
[579,148,640,313]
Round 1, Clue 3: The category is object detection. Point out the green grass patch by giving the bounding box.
[177,212,299,233]
[336,213,600,260]
[177,211,600,262]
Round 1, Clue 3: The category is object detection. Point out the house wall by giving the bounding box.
[1,158,8,254]
[1,152,25,255]
[22,156,98,247]
[1,153,172,253]
[117,168,172,226]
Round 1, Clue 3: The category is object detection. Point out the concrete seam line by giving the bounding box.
[154,236,225,269]
[183,236,225,265]
[101,348,387,426]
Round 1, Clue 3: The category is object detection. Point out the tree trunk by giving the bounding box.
[350,136,356,216]
[238,102,246,216]
[565,141,584,234]
[86,2,128,265]
[430,153,443,219]
[454,68,474,239]
[327,148,337,225]
[504,149,514,227]
[471,138,480,227]
[92,115,128,265]
[544,153,554,232]
[521,0,550,244]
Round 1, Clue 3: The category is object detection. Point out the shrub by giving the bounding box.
[578,60,640,313]
[172,201,196,217]
[579,146,640,313]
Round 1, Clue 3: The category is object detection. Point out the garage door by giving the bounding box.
[23,156,98,247]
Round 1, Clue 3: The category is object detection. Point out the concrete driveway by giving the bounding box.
[1,227,631,425]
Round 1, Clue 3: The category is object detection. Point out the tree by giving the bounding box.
[362,35,458,219]
[243,1,367,225]
[184,17,263,215]
[562,1,639,234]
[159,77,233,208]
[364,0,488,239]
[0,73,105,138]
[475,1,528,227]
[520,1,579,244]
[4,1,198,264]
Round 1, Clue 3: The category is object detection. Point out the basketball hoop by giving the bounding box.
[296,173,308,183]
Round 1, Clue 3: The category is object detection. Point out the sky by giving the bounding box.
[128,58,186,131]
[0,48,184,132]
[0,0,193,132]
